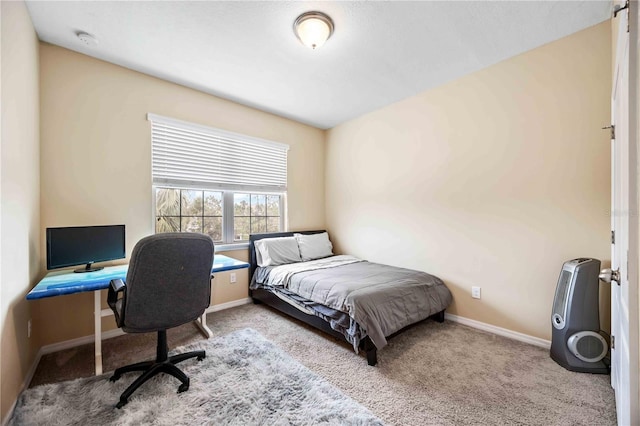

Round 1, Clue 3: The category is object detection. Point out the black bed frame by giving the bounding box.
[249,230,445,366]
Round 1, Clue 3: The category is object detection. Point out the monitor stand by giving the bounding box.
[74,263,104,273]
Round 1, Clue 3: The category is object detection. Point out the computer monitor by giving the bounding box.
[46,225,126,273]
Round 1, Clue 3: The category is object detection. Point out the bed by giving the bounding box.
[249,230,453,366]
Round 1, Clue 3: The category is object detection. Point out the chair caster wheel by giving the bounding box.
[110,375,120,382]
[178,383,189,393]
[116,399,127,409]
[197,355,205,361]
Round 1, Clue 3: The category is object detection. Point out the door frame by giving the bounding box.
[628,1,639,421]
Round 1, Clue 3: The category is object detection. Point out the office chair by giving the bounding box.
[107,232,214,408]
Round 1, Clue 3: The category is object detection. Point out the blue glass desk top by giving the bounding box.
[27,254,249,300]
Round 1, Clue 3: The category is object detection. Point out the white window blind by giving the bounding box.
[148,113,289,192]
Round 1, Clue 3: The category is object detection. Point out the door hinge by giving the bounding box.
[602,125,615,139]
[612,335,615,350]
[614,1,629,17]
[613,0,630,32]
[611,230,616,244]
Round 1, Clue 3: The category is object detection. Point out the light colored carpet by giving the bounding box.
[12,328,383,425]
[29,304,616,425]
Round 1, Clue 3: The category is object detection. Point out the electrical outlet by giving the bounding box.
[471,286,481,299]
[230,272,237,284]
[28,319,32,338]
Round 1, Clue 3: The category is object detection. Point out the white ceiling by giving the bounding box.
[26,1,612,129]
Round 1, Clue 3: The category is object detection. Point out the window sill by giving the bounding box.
[215,242,250,252]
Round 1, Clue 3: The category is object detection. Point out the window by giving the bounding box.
[233,193,282,241]
[155,188,223,241]
[149,114,288,244]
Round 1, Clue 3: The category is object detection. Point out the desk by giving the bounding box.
[27,254,249,375]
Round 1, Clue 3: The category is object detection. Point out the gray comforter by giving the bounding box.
[254,255,452,350]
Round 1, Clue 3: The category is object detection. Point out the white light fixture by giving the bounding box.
[293,11,334,50]
[76,31,98,47]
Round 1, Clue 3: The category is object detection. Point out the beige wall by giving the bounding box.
[210,249,249,306]
[35,44,325,346]
[0,1,41,420]
[326,22,612,341]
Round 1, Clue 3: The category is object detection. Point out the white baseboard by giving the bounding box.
[37,297,252,356]
[3,297,252,426]
[445,313,551,349]
[205,297,252,314]
[39,327,126,356]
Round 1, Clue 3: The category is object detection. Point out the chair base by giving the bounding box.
[110,330,205,408]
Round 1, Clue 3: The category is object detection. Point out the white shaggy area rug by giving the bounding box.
[10,328,383,425]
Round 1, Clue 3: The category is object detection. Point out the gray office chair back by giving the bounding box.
[122,232,214,332]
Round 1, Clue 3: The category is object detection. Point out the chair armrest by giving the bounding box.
[110,278,126,293]
[107,279,126,327]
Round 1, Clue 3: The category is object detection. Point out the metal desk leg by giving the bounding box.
[194,276,213,338]
[94,291,103,375]
[195,313,213,338]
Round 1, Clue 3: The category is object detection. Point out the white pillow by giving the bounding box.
[255,237,302,267]
[295,232,333,261]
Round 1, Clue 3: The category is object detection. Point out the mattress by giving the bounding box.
[251,255,452,350]
[253,284,366,351]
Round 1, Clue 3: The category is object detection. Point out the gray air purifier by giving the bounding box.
[550,258,608,374]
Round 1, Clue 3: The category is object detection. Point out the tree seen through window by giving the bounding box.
[155,187,281,242]
[233,193,281,241]
[155,188,223,241]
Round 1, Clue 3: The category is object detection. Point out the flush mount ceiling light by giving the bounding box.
[293,11,334,50]
[76,31,98,47]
